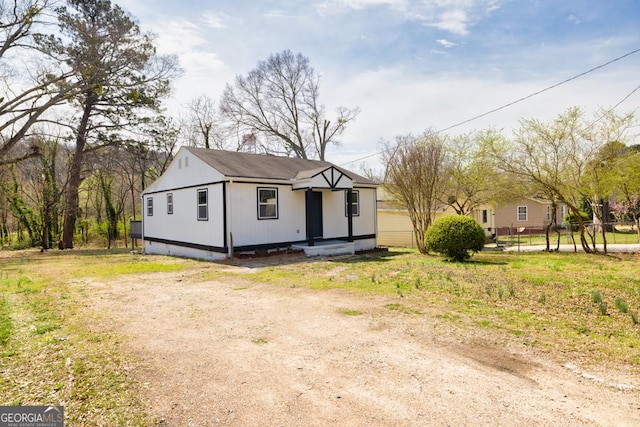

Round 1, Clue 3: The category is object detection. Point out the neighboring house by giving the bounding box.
[493,197,567,236]
[140,147,378,260]
[376,187,495,248]
[471,204,496,236]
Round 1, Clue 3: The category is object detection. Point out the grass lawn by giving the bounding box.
[1,247,638,424]
[0,249,193,425]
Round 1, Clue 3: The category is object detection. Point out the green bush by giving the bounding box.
[425,215,486,262]
[563,211,590,232]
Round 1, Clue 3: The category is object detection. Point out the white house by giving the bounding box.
[141,147,378,260]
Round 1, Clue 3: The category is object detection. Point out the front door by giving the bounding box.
[306,191,323,239]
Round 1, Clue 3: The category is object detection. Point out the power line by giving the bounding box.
[340,47,640,166]
[586,82,640,130]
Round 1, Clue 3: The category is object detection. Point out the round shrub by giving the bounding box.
[425,215,486,262]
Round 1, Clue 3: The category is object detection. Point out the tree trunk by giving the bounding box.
[572,207,594,254]
[61,145,83,249]
[41,197,50,250]
[61,92,95,249]
[544,221,552,252]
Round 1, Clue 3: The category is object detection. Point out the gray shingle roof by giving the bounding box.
[185,147,377,185]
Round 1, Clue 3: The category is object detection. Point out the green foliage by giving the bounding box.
[615,297,628,314]
[384,303,422,315]
[598,301,608,316]
[425,215,486,261]
[591,290,602,304]
[0,298,13,346]
[338,309,363,316]
[564,211,590,231]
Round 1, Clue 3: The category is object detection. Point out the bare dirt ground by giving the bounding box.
[84,260,640,426]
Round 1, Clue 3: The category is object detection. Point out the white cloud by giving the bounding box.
[316,0,406,16]
[316,0,502,36]
[154,19,207,55]
[426,9,470,36]
[436,38,459,48]
[180,51,226,73]
[202,11,228,29]
[341,0,405,8]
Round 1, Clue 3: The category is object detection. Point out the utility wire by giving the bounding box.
[340,47,640,166]
[585,82,640,130]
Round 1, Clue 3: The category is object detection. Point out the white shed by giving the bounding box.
[141,147,378,260]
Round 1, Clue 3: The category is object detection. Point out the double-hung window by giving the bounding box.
[517,206,528,222]
[167,193,173,215]
[146,197,153,216]
[197,189,208,221]
[258,188,278,219]
[345,190,359,216]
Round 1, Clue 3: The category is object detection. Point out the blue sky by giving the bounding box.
[118,0,640,169]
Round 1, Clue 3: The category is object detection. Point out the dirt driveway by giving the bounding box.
[85,263,640,426]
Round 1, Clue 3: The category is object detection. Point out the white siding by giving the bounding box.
[144,183,225,248]
[355,189,376,237]
[227,183,306,246]
[227,185,377,247]
[144,148,224,193]
[320,188,376,240]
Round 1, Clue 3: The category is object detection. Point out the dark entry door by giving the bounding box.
[307,191,323,239]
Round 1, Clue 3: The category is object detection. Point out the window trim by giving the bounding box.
[257,187,278,220]
[197,189,208,221]
[167,193,173,215]
[146,197,153,216]
[517,205,528,222]
[345,190,360,217]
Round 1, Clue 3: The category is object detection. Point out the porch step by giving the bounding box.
[291,241,355,257]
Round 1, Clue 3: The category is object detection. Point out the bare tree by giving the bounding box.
[382,131,450,254]
[220,49,359,160]
[0,0,86,166]
[182,95,229,149]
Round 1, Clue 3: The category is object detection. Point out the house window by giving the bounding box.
[482,209,488,223]
[546,206,551,221]
[561,205,566,222]
[517,206,528,221]
[167,193,173,215]
[258,188,278,219]
[345,190,360,216]
[146,197,153,216]
[197,189,208,221]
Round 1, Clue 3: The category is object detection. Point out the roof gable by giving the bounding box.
[293,165,353,190]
